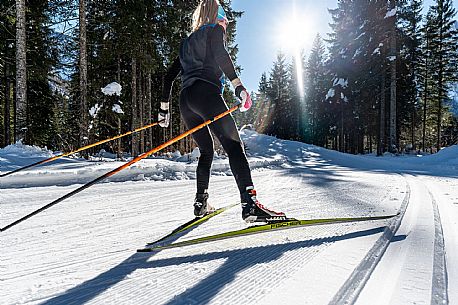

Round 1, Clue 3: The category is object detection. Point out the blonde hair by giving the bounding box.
[192,0,220,32]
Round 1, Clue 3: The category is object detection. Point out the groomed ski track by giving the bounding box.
[1,140,457,304]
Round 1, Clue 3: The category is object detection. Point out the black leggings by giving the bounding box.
[180,80,253,195]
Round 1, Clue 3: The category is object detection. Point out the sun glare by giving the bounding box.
[277,18,313,53]
[275,9,312,99]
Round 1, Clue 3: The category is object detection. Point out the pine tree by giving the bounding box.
[253,73,271,134]
[26,0,60,147]
[264,52,290,139]
[386,0,398,153]
[286,54,304,141]
[419,8,436,151]
[427,0,458,150]
[0,0,15,147]
[398,0,423,151]
[327,0,358,152]
[305,34,329,146]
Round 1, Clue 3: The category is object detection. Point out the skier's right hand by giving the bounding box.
[234,85,252,112]
[158,102,170,128]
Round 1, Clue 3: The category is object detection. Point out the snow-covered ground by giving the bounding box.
[1,130,457,305]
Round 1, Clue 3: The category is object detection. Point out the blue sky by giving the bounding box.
[231,0,458,91]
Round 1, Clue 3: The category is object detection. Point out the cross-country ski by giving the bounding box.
[138,213,399,252]
[1,0,458,304]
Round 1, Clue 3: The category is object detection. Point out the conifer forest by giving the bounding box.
[0,0,457,157]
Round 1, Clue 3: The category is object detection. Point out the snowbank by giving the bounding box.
[1,131,456,189]
[406,145,458,169]
[0,141,53,159]
[0,132,286,188]
[0,141,53,169]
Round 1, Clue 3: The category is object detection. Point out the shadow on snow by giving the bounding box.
[40,226,385,305]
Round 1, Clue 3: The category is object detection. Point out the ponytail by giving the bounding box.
[192,0,220,32]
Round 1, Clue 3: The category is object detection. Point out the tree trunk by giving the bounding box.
[422,36,429,152]
[437,81,442,151]
[378,68,386,156]
[116,55,122,158]
[411,109,416,152]
[369,134,373,153]
[339,102,344,152]
[79,0,88,149]
[138,67,144,154]
[4,61,12,146]
[436,4,444,151]
[146,70,152,151]
[389,4,397,153]
[15,0,27,143]
[131,57,138,156]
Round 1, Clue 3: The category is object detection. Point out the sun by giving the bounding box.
[276,14,314,54]
[274,15,313,98]
[271,6,316,99]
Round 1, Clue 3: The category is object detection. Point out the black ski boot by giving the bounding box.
[194,192,214,217]
[241,186,286,223]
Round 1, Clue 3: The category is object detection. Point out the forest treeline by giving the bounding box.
[0,0,241,157]
[0,0,457,157]
[248,0,458,155]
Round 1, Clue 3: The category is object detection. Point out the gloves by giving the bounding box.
[232,78,252,112]
[158,102,170,128]
[235,85,252,112]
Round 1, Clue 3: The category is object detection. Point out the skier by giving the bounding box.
[158,0,286,223]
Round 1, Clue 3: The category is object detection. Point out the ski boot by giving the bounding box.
[241,186,286,223]
[194,192,214,217]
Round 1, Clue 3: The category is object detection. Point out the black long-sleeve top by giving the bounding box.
[162,24,238,101]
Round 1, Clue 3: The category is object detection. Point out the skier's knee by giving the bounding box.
[199,148,214,161]
[224,140,244,158]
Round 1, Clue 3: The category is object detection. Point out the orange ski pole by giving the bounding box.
[0,121,162,178]
[0,104,240,232]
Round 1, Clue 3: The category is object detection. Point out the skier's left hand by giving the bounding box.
[235,85,252,112]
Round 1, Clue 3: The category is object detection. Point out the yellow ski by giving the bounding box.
[137,213,398,252]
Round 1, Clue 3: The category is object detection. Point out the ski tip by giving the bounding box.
[137,248,152,253]
[137,247,161,253]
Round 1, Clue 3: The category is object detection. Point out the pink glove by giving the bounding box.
[235,85,252,112]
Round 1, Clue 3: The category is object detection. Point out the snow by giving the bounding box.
[355,32,365,41]
[112,103,124,114]
[372,47,381,55]
[326,88,335,99]
[89,103,101,118]
[1,130,457,305]
[333,77,348,88]
[353,47,363,58]
[387,55,396,62]
[0,141,52,159]
[101,82,122,96]
[385,7,397,19]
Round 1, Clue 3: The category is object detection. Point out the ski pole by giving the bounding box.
[0,103,240,232]
[0,121,163,178]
